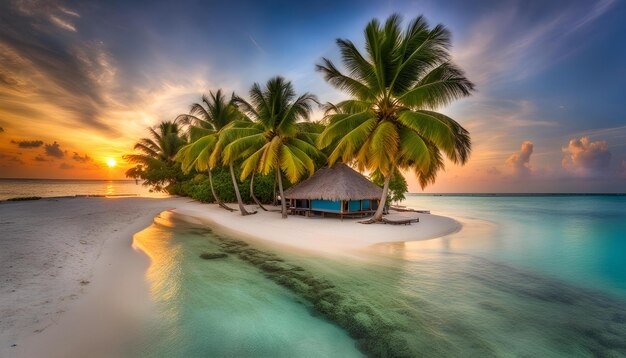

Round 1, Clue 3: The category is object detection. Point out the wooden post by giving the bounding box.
[340,200,344,221]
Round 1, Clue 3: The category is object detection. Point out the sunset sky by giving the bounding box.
[1,0,625,192]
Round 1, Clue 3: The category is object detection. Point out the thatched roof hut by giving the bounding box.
[284,163,382,201]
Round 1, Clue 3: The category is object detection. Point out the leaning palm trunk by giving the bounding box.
[276,168,288,219]
[250,171,268,211]
[229,163,253,216]
[361,170,392,223]
[208,169,235,212]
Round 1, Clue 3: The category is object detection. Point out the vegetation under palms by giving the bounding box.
[317,14,473,222]
[221,76,322,218]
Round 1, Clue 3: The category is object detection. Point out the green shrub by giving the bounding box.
[168,165,292,205]
[188,181,215,203]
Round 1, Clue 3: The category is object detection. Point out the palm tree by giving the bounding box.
[176,133,235,212]
[124,120,187,191]
[221,76,321,219]
[316,14,474,222]
[126,121,186,164]
[175,90,253,215]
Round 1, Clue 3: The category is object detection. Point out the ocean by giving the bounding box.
[128,194,626,357]
[0,178,166,200]
[2,180,624,355]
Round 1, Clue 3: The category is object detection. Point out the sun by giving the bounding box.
[106,158,117,168]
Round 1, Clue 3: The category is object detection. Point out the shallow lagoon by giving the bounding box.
[131,195,626,357]
[131,213,363,357]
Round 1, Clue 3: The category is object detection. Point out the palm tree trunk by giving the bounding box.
[277,169,288,219]
[208,169,235,212]
[272,171,278,206]
[229,163,253,216]
[250,171,268,211]
[362,169,392,223]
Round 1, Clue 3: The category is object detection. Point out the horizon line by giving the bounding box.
[1,178,624,195]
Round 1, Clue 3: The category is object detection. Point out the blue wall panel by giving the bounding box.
[311,200,341,212]
[349,200,361,212]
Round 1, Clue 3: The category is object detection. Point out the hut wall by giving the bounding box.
[311,199,341,212]
[348,200,361,212]
[362,200,371,210]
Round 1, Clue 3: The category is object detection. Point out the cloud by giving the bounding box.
[11,139,44,148]
[59,163,74,170]
[34,154,49,162]
[561,137,611,177]
[506,140,534,177]
[72,152,91,163]
[248,35,266,55]
[0,153,25,166]
[44,141,64,158]
[453,1,616,86]
[13,0,79,32]
[0,1,114,133]
[0,126,4,132]
[0,71,20,88]
[485,166,501,176]
[49,14,77,32]
[59,6,80,18]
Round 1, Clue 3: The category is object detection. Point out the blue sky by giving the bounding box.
[0,0,625,192]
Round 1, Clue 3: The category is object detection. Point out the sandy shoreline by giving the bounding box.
[0,196,460,356]
[174,203,461,256]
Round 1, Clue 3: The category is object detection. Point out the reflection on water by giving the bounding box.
[131,207,626,357]
[131,212,363,358]
[106,182,115,196]
[0,178,167,200]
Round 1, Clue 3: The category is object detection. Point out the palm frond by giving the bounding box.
[316,58,375,100]
[318,110,374,149]
[327,117,377,166]
[416,110,471,164]
[280,144,307,183]
[222,133,267,164]
[398,110,455,155]
[368,121,399,173]
[399,62,474,109]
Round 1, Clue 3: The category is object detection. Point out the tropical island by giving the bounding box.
[125,14,472,225]
[1,3,626,358]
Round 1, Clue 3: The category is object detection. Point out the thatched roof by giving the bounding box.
[283,163,382,201]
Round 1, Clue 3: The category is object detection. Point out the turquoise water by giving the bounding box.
[130,196,626,357]
[402,194,626,297]
[130,213,363,357]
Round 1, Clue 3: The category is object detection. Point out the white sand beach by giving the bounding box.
[0,196,460,357]
[174,203,461,255]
